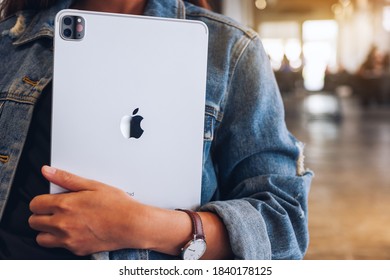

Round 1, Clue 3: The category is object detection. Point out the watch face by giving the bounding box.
[182,239,207,260]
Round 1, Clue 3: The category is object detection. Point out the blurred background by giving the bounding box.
[212,0,390,260]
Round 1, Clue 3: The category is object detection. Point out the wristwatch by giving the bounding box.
[176,209,207,260]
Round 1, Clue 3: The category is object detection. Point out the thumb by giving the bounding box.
[41,165,98,192]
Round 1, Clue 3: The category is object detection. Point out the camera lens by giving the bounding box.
[63,28,72,38]
[63,17,72,26]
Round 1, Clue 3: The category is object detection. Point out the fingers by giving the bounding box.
[35,231,88,256]
[29,166,128,255]
[35,232,92,256]
[30,191,78,215]
[41,165,99,192]
[28,214,55,233]
[29,213,88,255]
[35,232,59,248]
[29,215,64,248]
[30,194,59,215]
[34,166,107,215]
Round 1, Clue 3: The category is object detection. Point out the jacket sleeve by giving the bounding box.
[199,35,313,260]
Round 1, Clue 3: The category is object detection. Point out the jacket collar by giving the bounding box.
[13,0,186,46]
[144,0,186,19]
[13,0,73,46]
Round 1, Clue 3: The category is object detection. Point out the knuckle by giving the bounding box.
[63,238,88,256]
[73,248,88,256]
[55,197,72,212]
[60,170,74,185]
[55,219,72,233]
[62,237,75,250]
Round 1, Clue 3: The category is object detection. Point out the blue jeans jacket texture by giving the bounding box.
[0,0,313,260]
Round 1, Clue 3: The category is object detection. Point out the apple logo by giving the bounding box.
[120,108,144,139]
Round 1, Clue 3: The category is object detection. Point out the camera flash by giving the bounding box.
[76,23,84,33]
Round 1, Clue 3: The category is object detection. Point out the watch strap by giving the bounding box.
[176,209,205,240]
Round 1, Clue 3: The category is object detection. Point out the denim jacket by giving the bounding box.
[0,0,313,260]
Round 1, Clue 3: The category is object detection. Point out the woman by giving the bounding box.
[0,0,313,260]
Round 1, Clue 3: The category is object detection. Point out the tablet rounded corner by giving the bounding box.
[198,21,209,36]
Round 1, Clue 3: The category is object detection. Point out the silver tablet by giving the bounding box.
[51,9,208,210]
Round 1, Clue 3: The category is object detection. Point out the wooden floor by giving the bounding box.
[284,94,390,260]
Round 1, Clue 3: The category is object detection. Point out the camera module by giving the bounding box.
[61,15,85,40]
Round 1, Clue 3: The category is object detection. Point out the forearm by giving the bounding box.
[198,211,233,259]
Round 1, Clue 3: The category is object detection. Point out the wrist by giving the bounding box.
[176,209,207,260]
[113,199,154,250]
[146,208,193,255]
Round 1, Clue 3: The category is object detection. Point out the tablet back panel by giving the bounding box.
[52,10,208,210]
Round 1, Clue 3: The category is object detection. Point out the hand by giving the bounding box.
[29,166,152,256]
[29,166,233,259]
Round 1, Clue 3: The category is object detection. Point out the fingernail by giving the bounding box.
[43,165,57,176]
